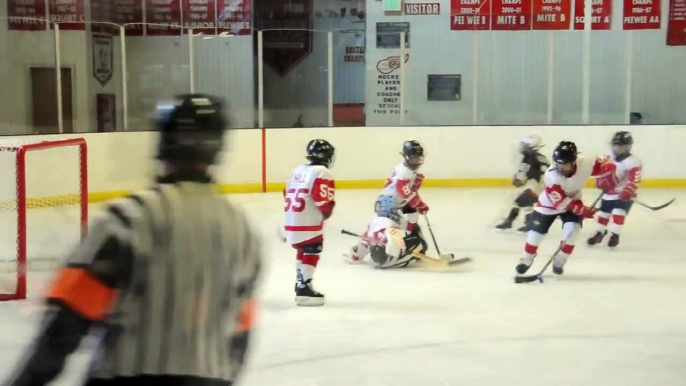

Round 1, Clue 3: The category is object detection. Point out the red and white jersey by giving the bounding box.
[364,216,405,263]
[535,154,607,215]
[381,162,421,207]
[283,164,335,245]
[603,153,642,201]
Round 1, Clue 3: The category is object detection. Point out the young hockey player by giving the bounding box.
[587,131,642,248]
[284,139,336,307]
[381,140,428,235]
[516,141,617,275]
[496,134,550,232]
[345,195,428,268]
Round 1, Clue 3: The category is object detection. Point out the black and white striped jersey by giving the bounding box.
[9,177,262,386]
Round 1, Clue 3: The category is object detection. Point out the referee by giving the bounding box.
[8,94,262,386]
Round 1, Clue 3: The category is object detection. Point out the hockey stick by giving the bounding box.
[423,214,456,260]
[340,229,471,267]
[634,198,675,212]
[514,191,604,284]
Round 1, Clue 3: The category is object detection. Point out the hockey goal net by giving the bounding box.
[0,138,88,301]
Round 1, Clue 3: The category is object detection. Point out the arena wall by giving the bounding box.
[0,125,684,205]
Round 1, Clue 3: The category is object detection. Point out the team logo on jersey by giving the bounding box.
[376,54,410,74]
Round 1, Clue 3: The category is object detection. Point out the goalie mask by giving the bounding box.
[374,195,402,224]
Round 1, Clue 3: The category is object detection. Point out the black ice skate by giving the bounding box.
[552,254,567,275]
[608,233,620,248]
[295,279,325,307]
[496,218,514,230]
[516,225,528,232]
[517,213,532,232]
[587,230,607,246]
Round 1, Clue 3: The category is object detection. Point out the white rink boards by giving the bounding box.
[1,189,685,385]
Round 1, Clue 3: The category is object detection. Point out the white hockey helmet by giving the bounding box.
[519,134,543,153]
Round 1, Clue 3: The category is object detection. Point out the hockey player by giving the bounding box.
[284,139,336,307]
[9,94,262,386]
[382,140,428,236]
[516,141,617,275]
[587,131,642,248]
[496,134,550,232]
[346,195,428,268]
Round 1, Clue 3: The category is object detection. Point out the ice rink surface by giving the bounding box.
[1,188,686,385]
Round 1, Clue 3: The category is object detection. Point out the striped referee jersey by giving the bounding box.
[9,175,262,386]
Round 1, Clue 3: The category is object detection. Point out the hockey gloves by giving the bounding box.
[412,173,425,191]
[568,200,597,219]
[594,161,618,191]
[619,184,637,201]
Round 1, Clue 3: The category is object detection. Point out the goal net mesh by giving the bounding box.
[0,139,87,300]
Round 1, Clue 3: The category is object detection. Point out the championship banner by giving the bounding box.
[255,0,312,76]
[146,0,182,36]
[450,0,491,30]
[7,0,47,31]
[114,0,144,36]
[667,0,686,44]
[217,0,252,35]
[491,0,533,30]
[91,0,115,34]
[93,35,114,87]
[573,0,612,29]
[183,0,217,34]
[532,0,571,29]
[623,0,661,29]
[49,0,85,30]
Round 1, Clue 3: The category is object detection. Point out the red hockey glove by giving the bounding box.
[415,201,429,214]
[412,173,425,191]
[619,184,637,201]
[594,161,618,191]
[568,200,597,219]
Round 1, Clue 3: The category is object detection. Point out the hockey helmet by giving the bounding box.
[552,141,578,165]
[402,140,424,170]
[519,134,543,154]
[306,139,335,168]
[155,94,226,165]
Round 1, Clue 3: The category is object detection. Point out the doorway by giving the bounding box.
[30,68,73,134]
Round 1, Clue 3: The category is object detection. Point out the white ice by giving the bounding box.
[1,188,686,385]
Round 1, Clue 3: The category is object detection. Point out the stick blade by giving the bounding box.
[514,274,541,284]
[448,257,472,266]
[651,198,676,211]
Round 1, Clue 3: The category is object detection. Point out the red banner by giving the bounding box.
[48,0,85,30]
[114,0,144,36]
[255,0,312,75]
[218,0,252,35]
[146,0,182,35]
[91,0,115,34]
[7,0,47,31]
[667,0,686,44]
[623,0,661,29]
[450,0,491,30]
[573,0,612,29]
[532,0,571,29]
[491,0,533,30]
[183,0,216,34]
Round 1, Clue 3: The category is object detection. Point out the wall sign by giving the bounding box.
[145,0,182,36]
[182,0,216,34]
[49,0,85,30]
[404,2,441,15]
[491,0,533,30]
[667,0,686,44]
[344,46,365,63]
[376,22,410,48]
[7,0,47,31]
[373,54,409,116]
[218,0,252,35]
[450,0,491,30]
[573,0,612,29]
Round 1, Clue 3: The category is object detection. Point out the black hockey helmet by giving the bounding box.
[156,94,226,165]
[402,140,424,170]
[306,139,335,168]
[611,131,634,146]
[552,141,578,165]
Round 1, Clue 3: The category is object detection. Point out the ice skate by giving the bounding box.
[295,279,325,306]
[344,245,365,264]
[587,230,607,246]
[608,233,620,248]
[516,254,535,274]
[496,218,514,230]
[552,254,568,275]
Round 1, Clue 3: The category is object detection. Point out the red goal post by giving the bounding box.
[0,138,88,301]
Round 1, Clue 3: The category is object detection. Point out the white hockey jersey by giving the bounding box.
[364,216,409,268]
[603,153,642,201]
[536,154,607,215]
[284,164,335,245]
[381,162,423,208]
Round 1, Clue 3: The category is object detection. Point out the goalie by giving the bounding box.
[345,195,428,268]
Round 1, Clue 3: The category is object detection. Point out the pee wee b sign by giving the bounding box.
[404,2,441,15]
